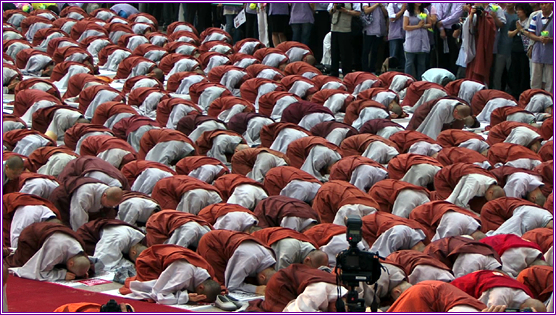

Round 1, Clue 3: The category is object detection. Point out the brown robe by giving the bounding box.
[13,89,63,118]
[31,105,81,134]
[197,203,254,225]
[76,218,145,256]
[69,20,107,41]
[119,244,217,295]
[227,112,272,136]
[212,174,266,201]
[303,223,347,247]
[196,130,246,157]
[3,129,56,151]
[198,52,231,71]
[207,65,248,87]
[252,227,318,248]
[342,71,382,93]
[145,210,212,246]
[176,114,223,137]
[167,30,200,45]
[166,72,207,93]
[521,228,553,254]
[486,121,541,146]
[113,56,156,80]
[77,85,125,115]
[538,141,553,162]
[387,280,486,312]
[198,41,233,55]
[311,75,347,91]
[422,236,501,269]
[387,153,443,180]
[407,96,472,132]
[359,119,405,135]
[329,155,386,183]
[122,75,164,95]
[247,264,338,312]
[46,36,79,57]
[245,64,283,81]
[310,89,353,109]
[464,11,495,85]
[156,98,202,127]
[27,146,79,173]
[259,122,311,149]
[63,123,114,151]
[138,129,197,160]
[433,162,496,201]
[20,16,53,37]
[240,78,283,104]
[231,148,289,176]
[263,166,321,196]
[189,82,233,106]
[175,156,229,178]
[158,54,199,74]
[344,99,389,126]
[471,89,517,116]
[253,196,320,229]
[312,180,380,224]
[385,250,452,277]
[196,230,271,287]
[368,179,430,213]
[3,192,61,247]
[285,136,343,169]
[309,121,358,140]
[90,102,137,126]
[283,62,321,77]
[490,106,534,128]
[232,38,263,54]
[389,130,439,153]
[362,212,432,246]
[50,61,94,83]
[79,135,137,168]
[207,96,255,119]
[52,45,93,65]
[15,48,51,69]
[258,91,301,118]
[517,88,553,109]
[14,78,60,99]
[56,156,130,190]
[127,87,169,108]
[409,200,481,234]
[436,129,485,148]
[480,197,547,233]
[517,266,553,302]
[400,81,446,108]
[97,44,131,67]
[436,147,490,166]
[5,221,85,268]
[111,115,160,141]
[151,175,222,210]
[487,143,541,166]
[120,160,177,188]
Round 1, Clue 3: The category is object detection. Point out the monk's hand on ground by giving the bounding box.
[255,285,266,295]
[188,293,207,303]
[482,305,507,312]
[65,272,76,281]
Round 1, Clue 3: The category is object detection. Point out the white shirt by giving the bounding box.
[69,183,109,231]
[224,242,276,293]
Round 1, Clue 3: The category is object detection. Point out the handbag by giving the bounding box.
[527,15,552,58]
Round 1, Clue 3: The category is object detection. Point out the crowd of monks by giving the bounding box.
[1,4,554,313]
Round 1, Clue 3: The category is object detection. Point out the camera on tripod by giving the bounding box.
[335,216,382,312]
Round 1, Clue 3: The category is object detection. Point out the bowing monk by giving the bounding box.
[120,160,175,196]
[262,166,322,204]
[386,250,454,284]
[115,192,161,229]
[76,218,147,271]
[329,156,388,192]
[3,156,25,190]
[451,270,547,312]
[175,156,229,184]
[231,147,289,183]
[517,266,554,306]
[247,264,344,312]
[3,193,60,248]
[150,175,222,214]
[481,234,547,278]
[286,136,343,183]
[423,236,502,278]
[387,153,443,188]
[28,146,78,178]
[212,174,268,211]
[198,203,259,232]
[368,179,430,218]
[120,245,222,305]
[6,222,91,281]
[145,210,212,250]
[387,280,487,312]
[251,227,328,270]
[253,196,319,232]
[197,230,276,294]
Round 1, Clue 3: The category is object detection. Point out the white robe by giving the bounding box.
[458,81,486,104]
[333,204,377,226]
[401,163,442,187]
[129,260,211,305]
[94,225,145,271]
[128,125,158,153]
[486,205,553,237]
[280,217,318,233]
[415,99,458,140]
[243,117,274,147]
[391,189,431,218]
[280,180,321,204]
[446,174,497,209]
[500,247,544,278]
[300,145,342,182]
[10,205,57,248]
[207,135,243,167]
[503,127,542,148]
[458,138,490,153]
[227,184,268,211]
[283,283,347,312]
[503,172,545,199]
[167,104,198,129]
[452,253,502,278]
[12,134,51,157]
[476,98,518,124]
[176,189,222,215]
[352,107,390,131]
[188,164,227,184]
[362,141,399,164]
[320,234,366,267]
[145,140,195,166]
[188,121,227,143]
[96,148,132,169]
[46,108,83,141]
[272,239,316,270]
[270,128,309,154]
[431,211,481,242]
[325,128,351,146]
[83,171,122,188]
[349,165,388,192]
[19,178,60,200]
[131,168,174,195]
[224,242,276,293]
[69,183,109,231]
[479,287,531,308]
[213,211,258,232]
[407,265,455,284]
[368,225,426,258]
[524,93,553,113]
[165,221,211,249]
[297,112,335,131]
[376,126,405,139]
[246,152,288,183]
[14,233,84,281]
[116,197,160,227]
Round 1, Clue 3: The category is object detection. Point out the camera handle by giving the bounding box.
[335,282,379,312]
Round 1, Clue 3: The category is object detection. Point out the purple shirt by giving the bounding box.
[433,3,464,30]
[363,3,387,36]
[269,3,289,15]
[110,3,140,16]
[387,3,405,40]
[403,9,431,53]
[290,3,314,24]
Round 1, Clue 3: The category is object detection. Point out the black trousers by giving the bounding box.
[331,31,353,77]
[184,3,212,33]
[508,51,531,99]
[311,10,331,64]
[435,29,459,75]
[161,3,180,26]
[245,13,259,39]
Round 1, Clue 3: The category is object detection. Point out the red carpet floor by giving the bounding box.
[6,275,190,313]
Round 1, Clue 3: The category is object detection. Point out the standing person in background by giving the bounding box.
[183,3,212,33]
[289,3,315,46]
[523,2,553,93]
[485,3,507,88]
[328,3,361,77]
[311,3,331,65]
[433,3,464,75]
[492,3,513,91]
[223,4,244,43]
[244,3,259,39]
[508,3,532,99]
[387,3,407,71]
[403,3,432,80]
[160,3,180,31]
[268,3,290,47]
[361,3,388,74]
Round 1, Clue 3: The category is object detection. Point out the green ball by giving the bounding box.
[249,3,257,10]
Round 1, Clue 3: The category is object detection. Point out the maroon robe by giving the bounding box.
[27,146,79,173]
[517,265,553,302]
[433,163,496,206]
[303,223,347,247]
[227,112,273,136]
[198,52,231,71]
[368,179,430,213]
[409,200,481,235]
[231,148,289,176]
[158,53,200,74]
[15,48,51,69]
[138,129,197,160]
[50,61,94,83]
[522,228,553,254]
[310,89,353,110]
[145,210,212,246]
[490,165,551,197]
[176,114,224,137]
[480,197,547,233]
[212,174,266,201]
[232,38,264,54]
[127,87,169,108]
[113,56,156,80]
[285,136,343,169]
[56,156,129,190]
[259,122,311,149]
[207,96,255,119]
[79,135,137,168]
[465,12,496,85]
[378,71,415,89]
[197,203,254,226]
[111,115,160,141]
[122,75,164,95]
[343,71,382,93]
[240,78,284,104]
[253,196,320,229]
[151,175,222,210]
[207,65,249,89]
[389,154,443,182]
[120,160,177,188]
[189,82,233,106]
[263,166,321,196]
[195,130,246,158]
[198,40,233,55]
[436,129,486,148]
[46,36,79,57]
[436,147,490,166]
[329,155,386,183]
[539,117,553,141]
[62,73,106,99]
[281,101,334,125]
[2,129,56,152]
[480,234,542,257]
[406,96,471,132]
[258,91,301,118]
[490,106,535,128]
[245,64,283,81]
[517,88,553,109]
[13,89,63,118]
[309,121,358,140]
[362,212,432,245]
[166,72,207,93]
[14,78,60,99]
[487,143,541,166]
[359,119,405,135]
[423,236,501,269]
[167,30,200,45]
[340,133,399,156]
[401,81,446,108]
[69,20,108,41]
[471,89,517,116]
[284,62,321,77]
[97,44,131,67]
[312,75,347,91]
[386,250,452,278]
[52,45,93,65]
[174,156,229,178]
[76,218,145,256]
[252,227,318,248]
[486,121,541,146]
[90,102,137,126]
[31,105,82,134]
[389,130,439,153]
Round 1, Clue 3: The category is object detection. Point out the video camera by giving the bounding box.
[335,3,346,10]
[335,216,382,312]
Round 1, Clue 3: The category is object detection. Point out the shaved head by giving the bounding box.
[303,54,316,66]
[520,299,547,312]
[527,188,547,207]
[67,254,90,277]
[5,156,24,170]
[197,279,221,303]
[390,103,403,117]
[486,185,505,201]
[149,68,164,82]
[304,250,329,268]
[454,104,471,120]
[129,243,148,263]
[102,187,123,208]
